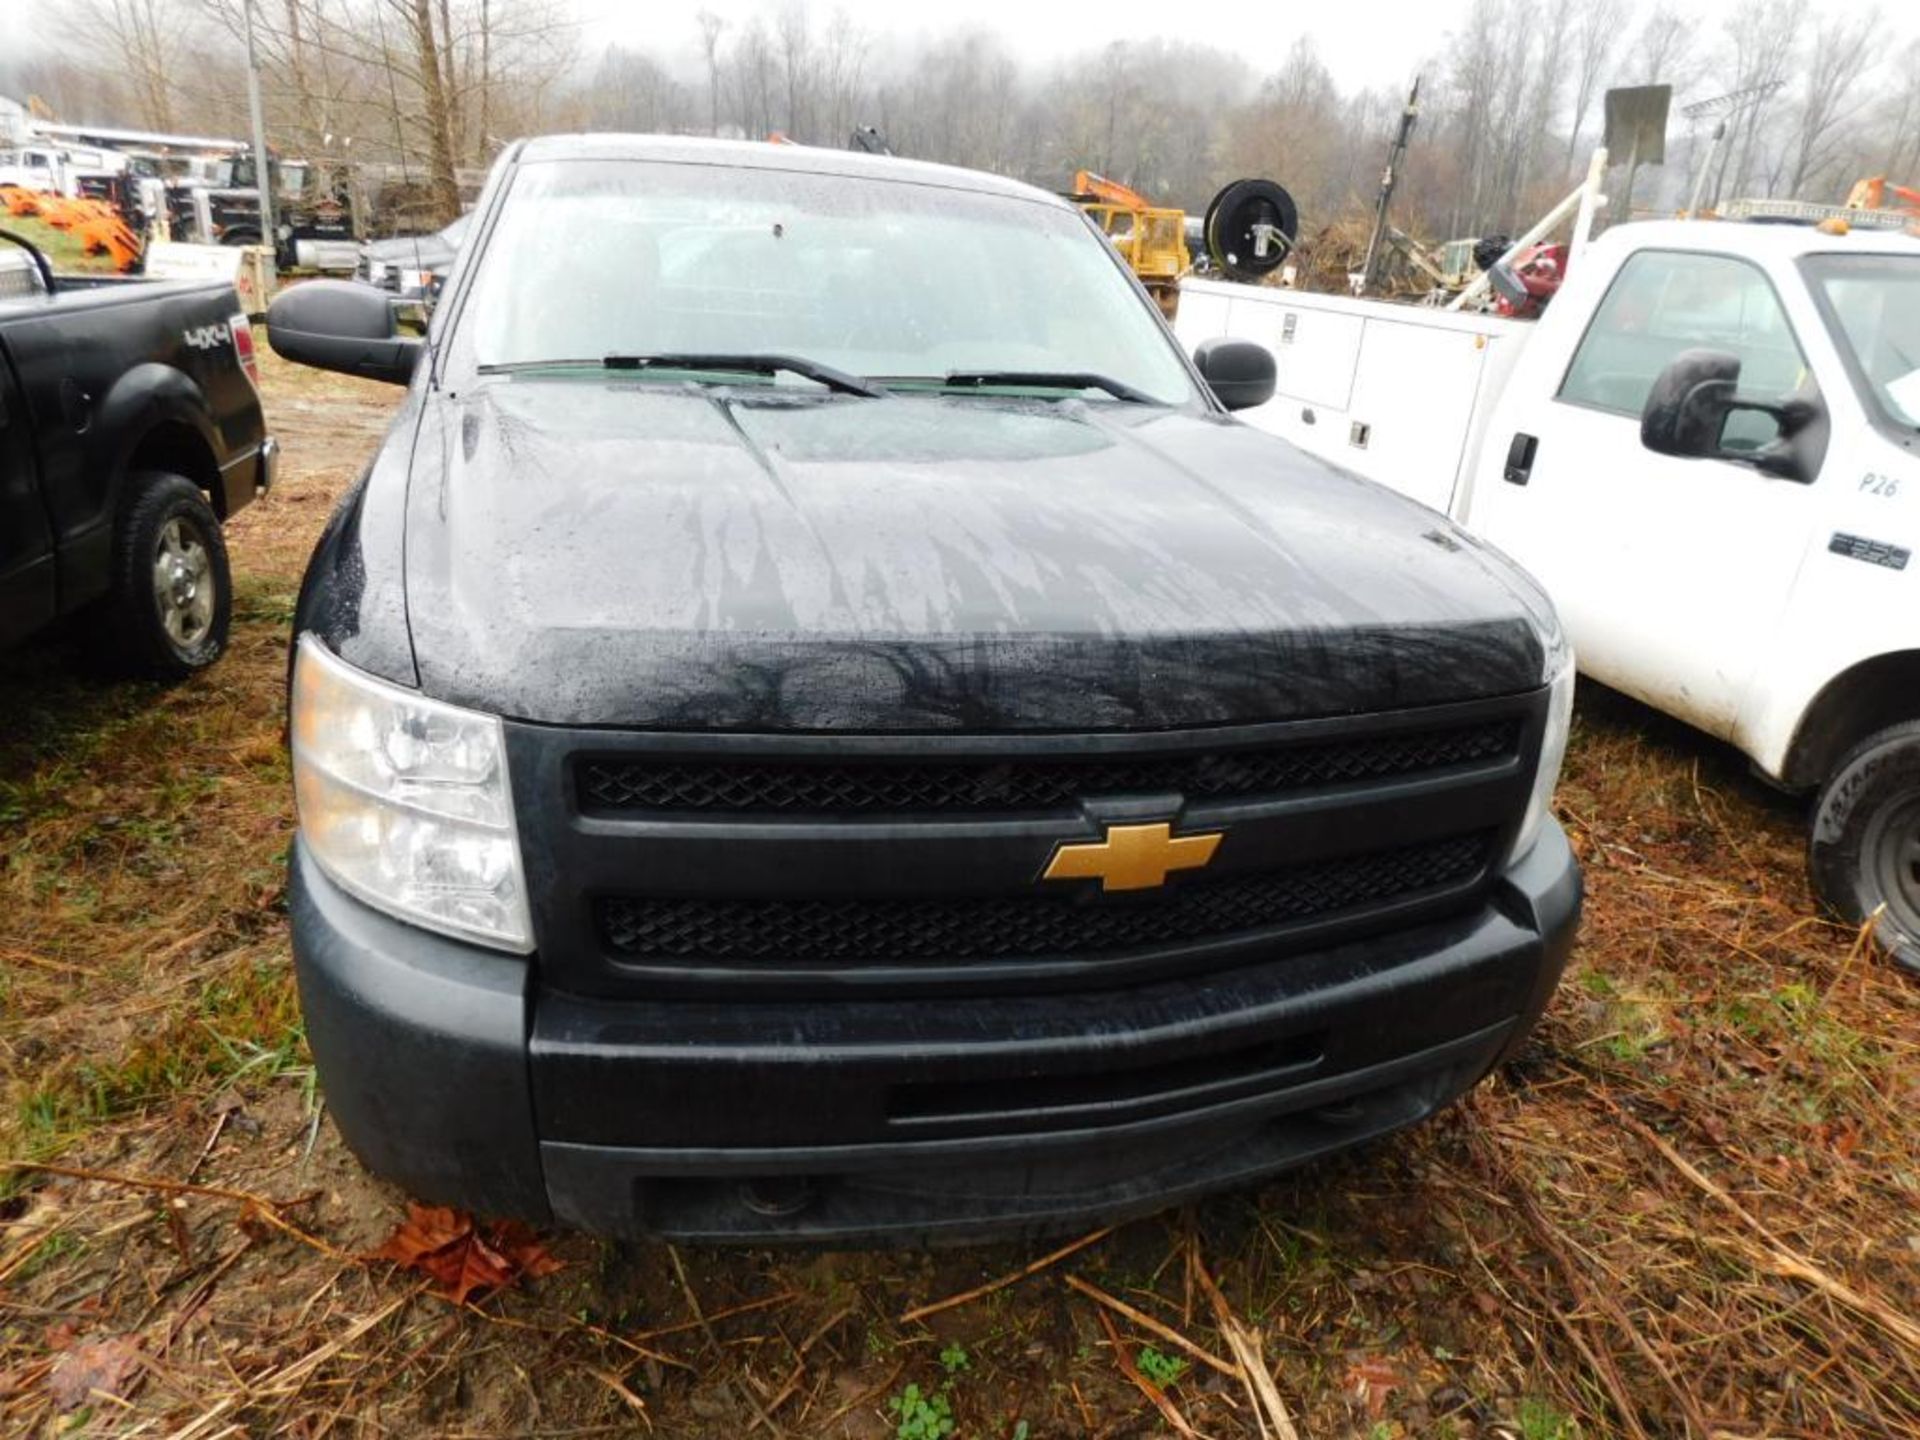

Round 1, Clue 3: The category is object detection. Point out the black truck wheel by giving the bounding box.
[1809,721,1920,973]
[107,471,233,679]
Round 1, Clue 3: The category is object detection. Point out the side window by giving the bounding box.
[1559,250,1814,448]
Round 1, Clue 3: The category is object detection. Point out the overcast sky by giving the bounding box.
[1,0,1897,94]
[576,0,1440,91]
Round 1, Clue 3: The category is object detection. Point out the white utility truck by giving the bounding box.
[1176,217,1920,970]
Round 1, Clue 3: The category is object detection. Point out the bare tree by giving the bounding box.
[1626,6,1698,88]
[1563,0,1628,171]
[818,8,868,145]
[401,0,460,220]
[1721,0,1809,198]
[1786,7,1881,196]
[775,0,811,138]
[79,0,182,129]
[695,8,725,135]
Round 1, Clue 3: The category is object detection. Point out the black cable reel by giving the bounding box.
[1203,179,1299,282]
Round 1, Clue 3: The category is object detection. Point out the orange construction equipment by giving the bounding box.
[0,186,143,272]
[1845,176,1920,220]
[1071,169,1189,307]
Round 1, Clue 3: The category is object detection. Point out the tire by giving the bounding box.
[106,471,233,679]
[1809,721,1920,974]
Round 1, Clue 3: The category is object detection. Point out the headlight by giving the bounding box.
[1509,650,1576,864]
[367,260,389,283]
[291,634,533,952]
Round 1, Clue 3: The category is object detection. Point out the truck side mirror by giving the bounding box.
[1193,337,1277,412]
[266,279,422,386]
[1640,347,1823,482]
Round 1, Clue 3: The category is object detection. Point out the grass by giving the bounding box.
[0,349,1917,1435]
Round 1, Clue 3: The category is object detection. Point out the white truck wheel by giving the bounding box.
[1810,721,1920,974]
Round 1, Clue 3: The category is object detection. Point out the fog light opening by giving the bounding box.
[741,1176,817,1219]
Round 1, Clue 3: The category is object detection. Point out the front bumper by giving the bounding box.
[290,822,1579,1244]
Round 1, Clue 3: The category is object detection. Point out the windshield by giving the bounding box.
[450,158,1197,405]
[1802,253,1920,430]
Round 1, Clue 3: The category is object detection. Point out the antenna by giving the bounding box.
[1357,75,1421,295]
[1681,81,1784,216]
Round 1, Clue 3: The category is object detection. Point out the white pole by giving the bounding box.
[1686,122,1723,218]
[1569,146,1609,257]
[1449,147,1608,312]
[242,0,277,280]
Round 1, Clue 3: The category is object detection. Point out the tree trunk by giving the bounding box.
[411,0,461,223]
[284,0,320,154]
[477,0,491,164]
[437,0,463,159]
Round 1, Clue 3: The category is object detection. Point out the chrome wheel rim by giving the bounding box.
[151,517,214,650]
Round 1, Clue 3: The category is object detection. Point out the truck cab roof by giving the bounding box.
[1592,217,1920,264]
[510,133,1072,211]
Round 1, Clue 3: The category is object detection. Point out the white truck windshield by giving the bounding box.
[451,158,1198,406]
[1804,253,1920,430]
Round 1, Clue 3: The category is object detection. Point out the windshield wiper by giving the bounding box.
[478,352,884,397]
[935,370,1159,404]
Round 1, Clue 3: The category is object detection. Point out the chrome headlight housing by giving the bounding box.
[291,634,533,951]
[1510,643,1576,865]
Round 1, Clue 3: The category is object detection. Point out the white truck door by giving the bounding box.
[1468,247,1826,738]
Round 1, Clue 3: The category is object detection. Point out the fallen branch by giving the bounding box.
[1617,1103,1920,1357]
[1095,1305,1205,1439]
[899,1224,1114,1324]
[1475,1123,1701,1439]
[1063,1274,1237,1379]
[751,1303,856,1431]
[1190,1247,1301,1440]
[2,1160,346,1261]
[252,1294,411,1397]
[587,1365,654,1431]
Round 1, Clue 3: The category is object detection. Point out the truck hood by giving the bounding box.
[401,380,1555,730]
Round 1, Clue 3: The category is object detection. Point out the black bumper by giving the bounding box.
[290,823,1579,1244]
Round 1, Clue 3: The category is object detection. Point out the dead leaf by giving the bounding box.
[46,1335,143,1410]
[367,1203,562,1305]
[1345,1355,1403,1419]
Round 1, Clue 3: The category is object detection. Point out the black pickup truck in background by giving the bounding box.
[0,231,276,676]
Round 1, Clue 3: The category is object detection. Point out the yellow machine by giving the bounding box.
[1072,170,1189,307]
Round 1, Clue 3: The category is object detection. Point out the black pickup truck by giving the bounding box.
[269,136,1581,1245]
[1,232,275,674]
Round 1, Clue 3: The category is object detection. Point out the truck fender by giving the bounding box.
[94,362,227,515]
[1779,649,1920,790]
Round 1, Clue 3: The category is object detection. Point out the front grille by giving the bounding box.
[597,832,1492,965]
[577,720,1521,817]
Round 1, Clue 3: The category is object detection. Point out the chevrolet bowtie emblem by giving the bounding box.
[1042,822,1224,893]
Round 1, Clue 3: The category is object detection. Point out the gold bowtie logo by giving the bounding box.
[1042,822,1224,893]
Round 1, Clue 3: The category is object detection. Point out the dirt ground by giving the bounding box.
[2,349,1918,1439]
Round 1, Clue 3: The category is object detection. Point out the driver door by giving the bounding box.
[1470,248,1826,739]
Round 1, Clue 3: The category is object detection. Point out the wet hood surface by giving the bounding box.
[401,381,1553,731]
